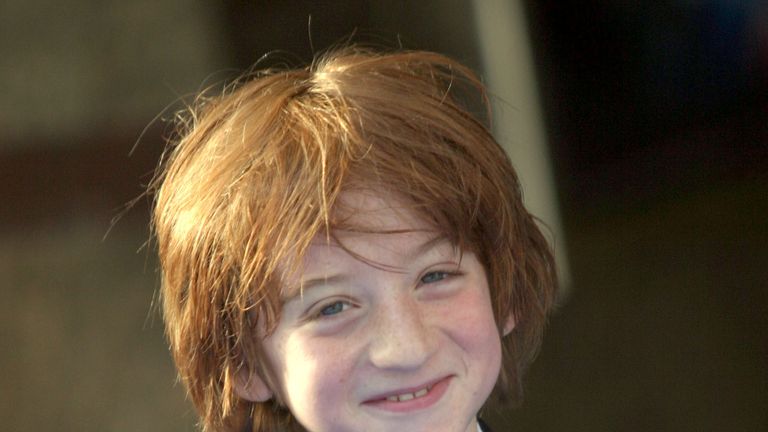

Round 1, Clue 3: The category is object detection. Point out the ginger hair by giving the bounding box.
[151,47,557,432]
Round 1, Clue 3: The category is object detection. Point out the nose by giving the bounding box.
[366,294,436,370]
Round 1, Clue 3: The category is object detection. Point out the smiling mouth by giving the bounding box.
[363,375,452,411]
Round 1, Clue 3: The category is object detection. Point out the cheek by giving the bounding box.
[276,333,353,414]
[441,284,503,372]
[457,289,504,407]
[452,286,500,338]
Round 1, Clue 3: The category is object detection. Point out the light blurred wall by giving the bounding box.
[1,1,229,430]
[0,0,227,146]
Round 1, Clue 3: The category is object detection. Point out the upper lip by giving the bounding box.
[362,375,451,403]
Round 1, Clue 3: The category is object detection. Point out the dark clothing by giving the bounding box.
[478,417,493,432]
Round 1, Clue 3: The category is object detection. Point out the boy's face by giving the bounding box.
[248,191,504,432]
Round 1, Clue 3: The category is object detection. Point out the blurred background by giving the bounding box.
[1,1,766,431]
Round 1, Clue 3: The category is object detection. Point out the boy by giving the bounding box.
[152,47,557,432]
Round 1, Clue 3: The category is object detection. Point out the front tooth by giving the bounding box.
[385,386,431,402]
[398,392,415,401]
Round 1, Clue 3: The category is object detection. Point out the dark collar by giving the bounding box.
[477,417,493,432]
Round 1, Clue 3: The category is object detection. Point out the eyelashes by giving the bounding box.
[303,297,355,321]
[317,300,352,317]
[419,269,461,284]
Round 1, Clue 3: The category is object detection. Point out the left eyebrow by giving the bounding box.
[405,234,456,262]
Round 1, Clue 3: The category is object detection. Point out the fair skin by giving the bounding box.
[238,191,510,432]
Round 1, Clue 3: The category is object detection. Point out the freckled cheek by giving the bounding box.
[440,288,501,354]
[281,336,354,411]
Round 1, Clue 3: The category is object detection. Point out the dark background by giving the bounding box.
[1,1,765,430]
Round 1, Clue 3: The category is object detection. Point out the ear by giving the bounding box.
[234,370,274,402]
[502,313,516,337]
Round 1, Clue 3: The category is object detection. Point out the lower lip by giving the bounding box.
[362,376,452,413]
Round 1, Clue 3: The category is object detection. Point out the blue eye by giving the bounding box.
[319,301,348,317]
[421,271,449,284]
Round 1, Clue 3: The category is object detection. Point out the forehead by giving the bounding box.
[278,189,447,295]
[331,188,432,232]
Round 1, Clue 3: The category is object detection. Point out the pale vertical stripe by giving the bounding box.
[472,0,571,296]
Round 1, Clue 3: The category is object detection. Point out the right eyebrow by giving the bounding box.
[281,274,348,303]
